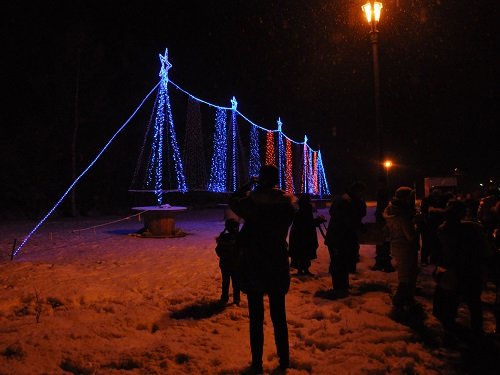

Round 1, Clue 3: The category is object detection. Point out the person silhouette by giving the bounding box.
[230,165,297,373]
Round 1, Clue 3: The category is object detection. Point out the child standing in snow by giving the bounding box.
[215,218,241,305]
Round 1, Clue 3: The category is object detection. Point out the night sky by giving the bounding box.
[1,0,498,216]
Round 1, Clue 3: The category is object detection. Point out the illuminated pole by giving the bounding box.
[362,1,383,171]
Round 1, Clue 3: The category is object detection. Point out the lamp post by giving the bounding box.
[362,1,383,171]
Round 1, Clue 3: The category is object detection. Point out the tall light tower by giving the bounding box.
[362,1,383,172]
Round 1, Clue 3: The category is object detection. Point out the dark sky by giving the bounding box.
[1,0,498,213]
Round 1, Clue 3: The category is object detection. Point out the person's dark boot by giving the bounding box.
[279,356,289,370]
[393,283,413,307]
[383,264,395,273]
[250,362,263,374]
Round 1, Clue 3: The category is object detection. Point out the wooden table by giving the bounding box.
[132,205,187,237]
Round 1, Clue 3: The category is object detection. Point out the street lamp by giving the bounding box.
[362,1,383,171]
[383,159,392,177]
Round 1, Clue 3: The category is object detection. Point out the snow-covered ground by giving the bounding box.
[0,207,499,374]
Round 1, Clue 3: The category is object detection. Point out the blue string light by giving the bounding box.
[307,147,314,194]
[149,78,166,204]
[207,108,228,192]
[148,48,187,204]
[230,97,238,192]
[14,48,332,258]
[13,83,160,258]
[317,150,331,197]
[249,122,260,178]
[277,118,284,189]
[165,84,187,193]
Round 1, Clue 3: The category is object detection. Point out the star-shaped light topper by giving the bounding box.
[159,48,173,79]
[277,117,283,131]
[231,96,238,110]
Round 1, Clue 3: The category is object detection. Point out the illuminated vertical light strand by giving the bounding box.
[249,124,260,178]
[276,118,285,189]
[301,136,309,193]
[230,97,238,192]
[316,150,331,197]
[165,84,187,193]
[148,78,166,204]
[312,151,319,195]
[266,131,276,166]
[307,146,314,194]
[285,137,294,194]
[208,108,228,192]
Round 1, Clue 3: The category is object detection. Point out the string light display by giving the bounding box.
[249,122,260,178]
[141,48,187,204]
[277,118,285,189]
[14,48,332,258]
[312,151,319,194]
[307,145,314,194]
[285,137,294,194]
[316,150,331,197]
[230,97,238,192]
[301,136,308,193]
[169,75,331,197]
[266,131,276,166]
[207,108,228,192]
[14,82,159,258]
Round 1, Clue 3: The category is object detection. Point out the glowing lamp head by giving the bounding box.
[384,160,392,169]
[362,1,383,24]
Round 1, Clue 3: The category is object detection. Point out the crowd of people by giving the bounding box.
[213,164,500,374]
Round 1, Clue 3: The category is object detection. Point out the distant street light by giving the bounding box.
[362,1,383,173]
[383,159,392,177]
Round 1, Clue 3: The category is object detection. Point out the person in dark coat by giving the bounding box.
[325,181,367,299]
[433,199,491,333]
[215,218,241,305]
[420,188,448,264]
[229,165,297,373]
[289,194,324,276]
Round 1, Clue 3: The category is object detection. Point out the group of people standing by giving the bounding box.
[213,164,500,374]
[373,182,500,334]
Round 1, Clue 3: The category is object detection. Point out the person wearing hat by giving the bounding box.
[383,186,419,308]
[230,165,297,373]
[325,181,367,299]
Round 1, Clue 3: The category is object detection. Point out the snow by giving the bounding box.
[0,207,498,374]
